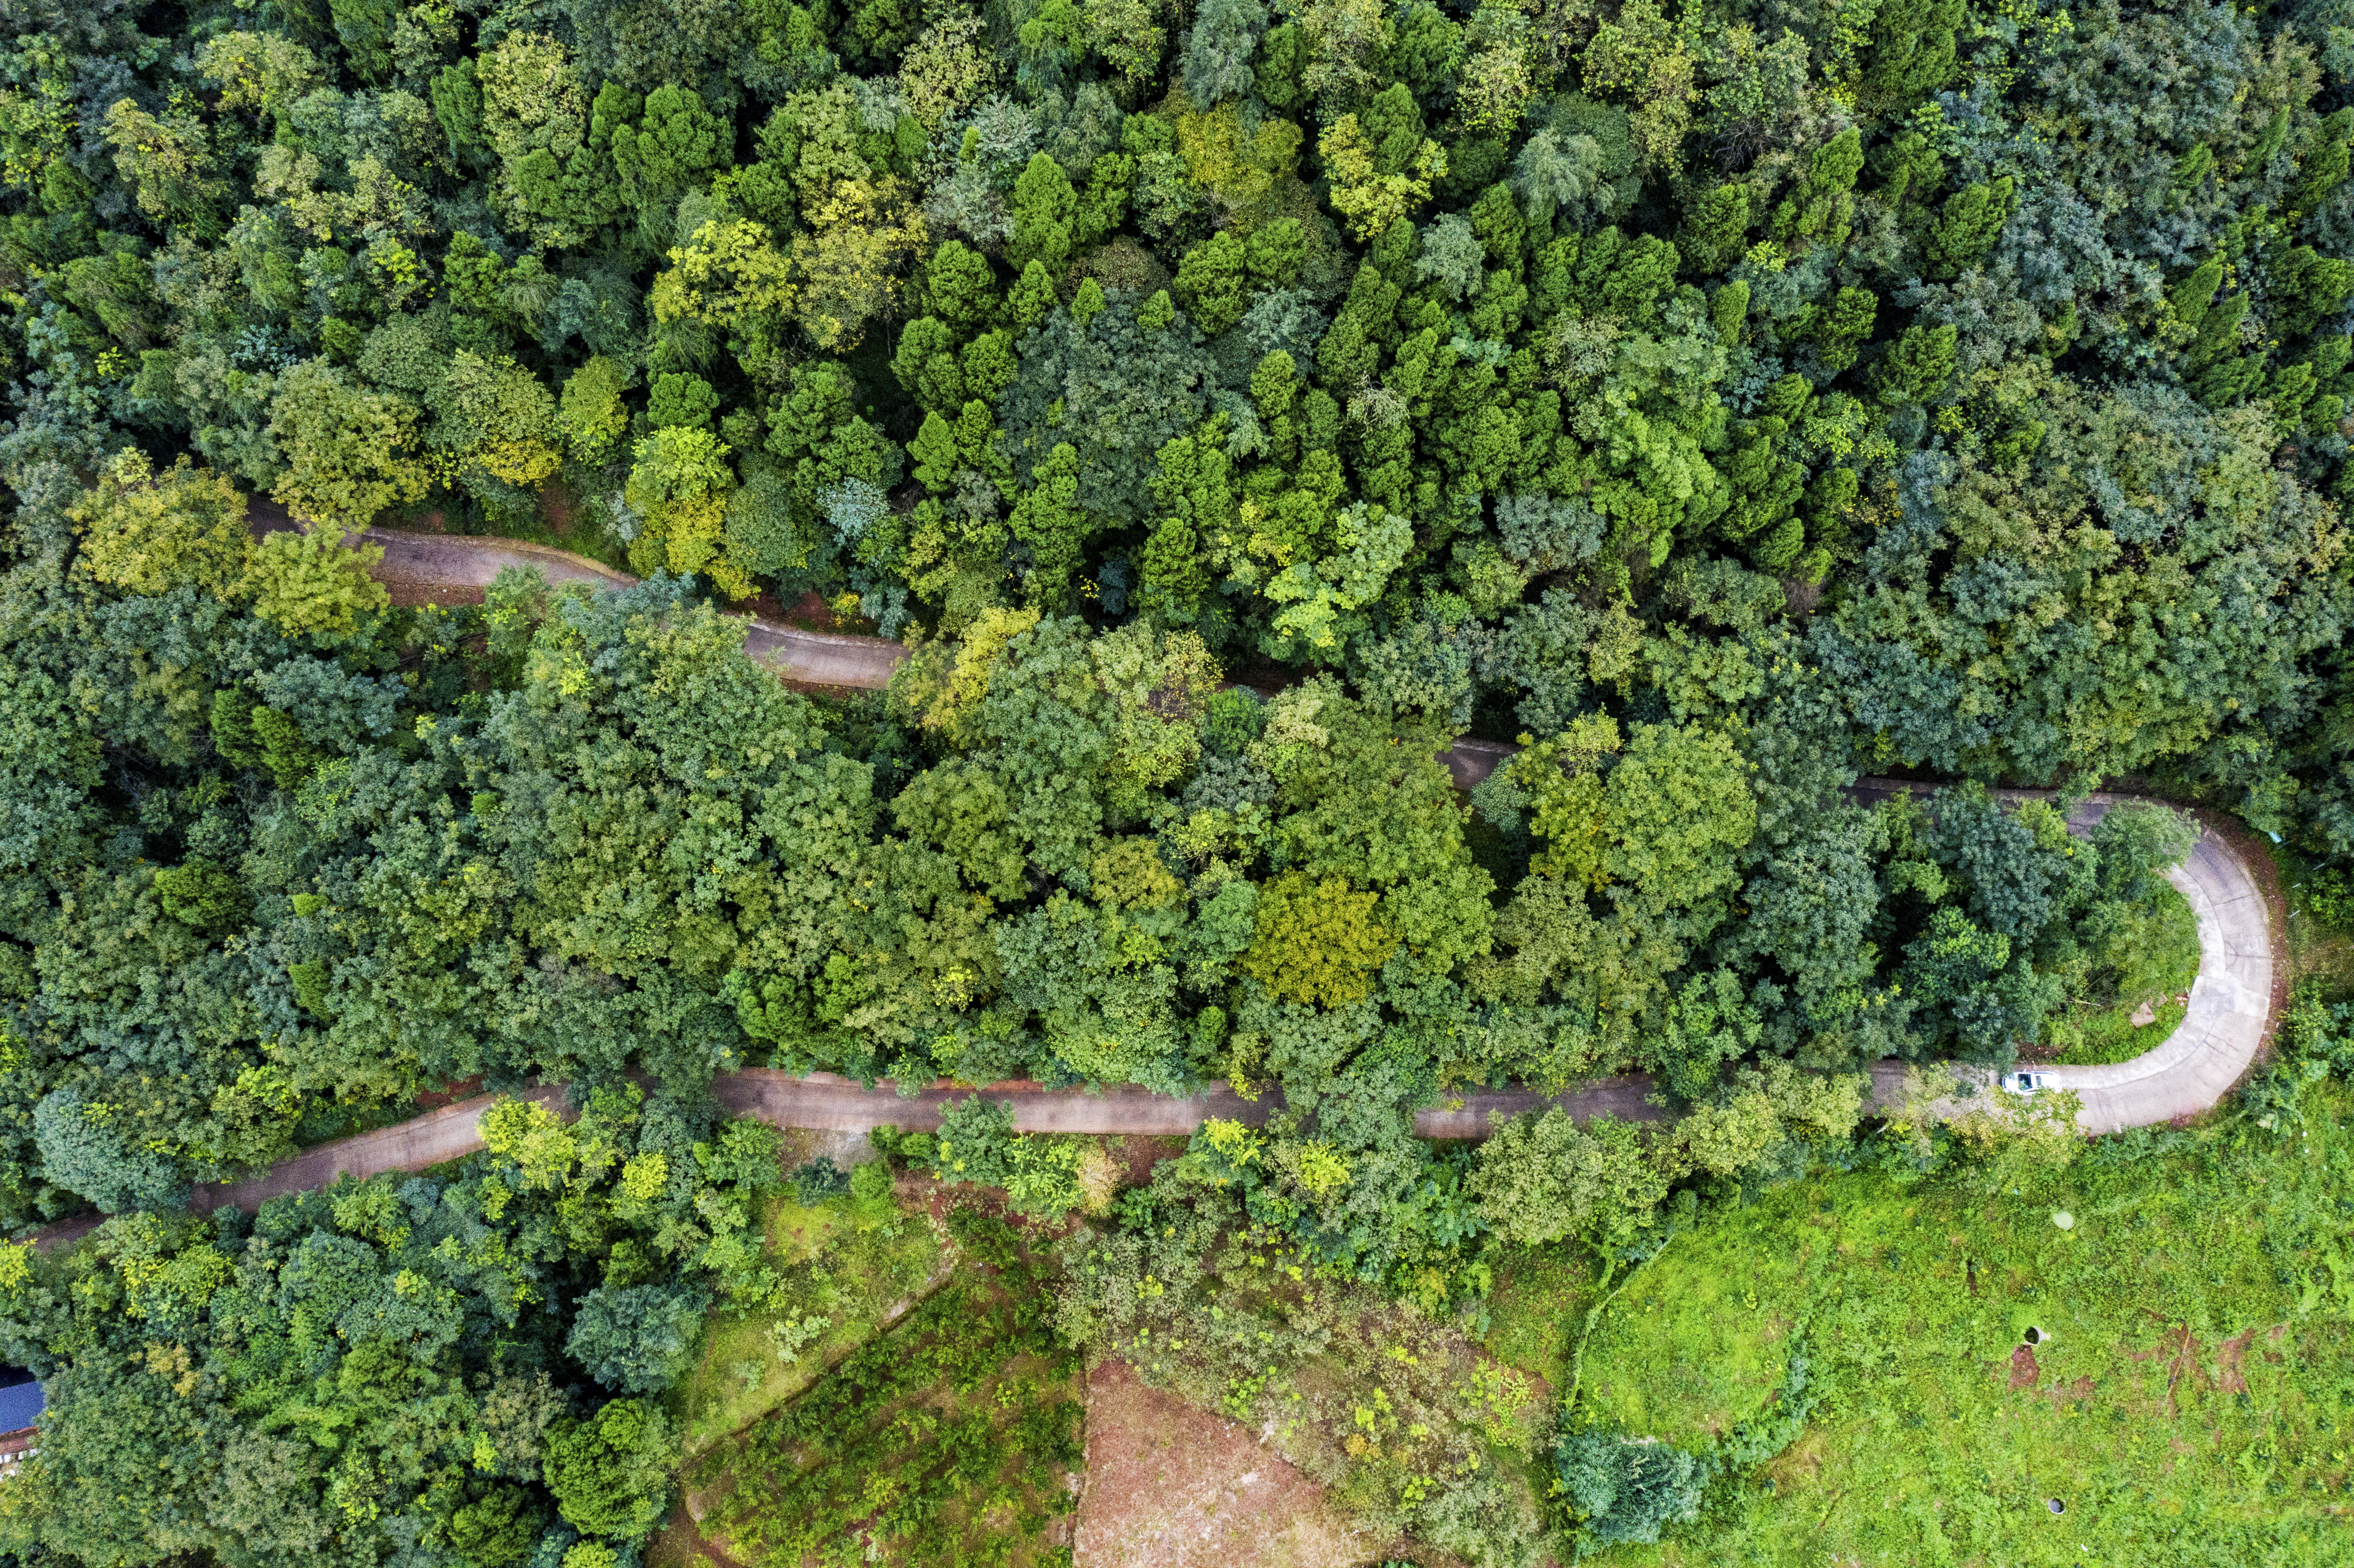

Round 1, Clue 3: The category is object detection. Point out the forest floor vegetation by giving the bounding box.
[673,1170,948,1454]
[2271,838,2354,1002]
[1480,1243,1591,1396]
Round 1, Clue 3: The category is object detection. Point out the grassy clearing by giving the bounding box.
[1567,1079,2354,1565]
[673,1182,945,1454]
[690,1209,1083,1568]
[2043,879,2201,1066]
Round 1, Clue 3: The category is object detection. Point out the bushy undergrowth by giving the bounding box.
[696,1210,1082,1568]
[874,1104,1122,1223]
[2041,877,2202,1065]
[675,1157,944,1452]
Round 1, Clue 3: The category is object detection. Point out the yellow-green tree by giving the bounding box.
[1240,868,1396,1006]
[1317,112,1444,240]
[651,218,797,382]
[769,83,927,353]
[241,526,392,639]
[434,352,566,494]
[100,98,223,236]
[624,426,749,597]
[69,449,249,597]
[559,357,634,465]
[792,176,927,352]
[191,31,325,124]
[266,361,431,526]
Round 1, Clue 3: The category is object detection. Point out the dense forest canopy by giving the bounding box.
[0,0,2348,1562]
[0,0,2346,794]
[0,0,2338,1219]
[0,1086,791,1568]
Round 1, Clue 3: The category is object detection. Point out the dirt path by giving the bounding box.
[181,1083,573,1216]
[327,523,1513,771]
[351,524,913,689]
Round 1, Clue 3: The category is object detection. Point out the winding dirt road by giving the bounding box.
[159,795,2268,1215]
[344,524,1532,771]
[348,524,914,690]
[119,524,2270,1223]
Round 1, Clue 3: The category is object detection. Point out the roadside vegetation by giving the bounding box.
[1465,998,2354,1563]
[2041,878,2202,1067]
[2275,840,2354,1002]
[0,1088,789,1568]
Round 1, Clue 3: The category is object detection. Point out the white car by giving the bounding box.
[1998,1071,2048,1095]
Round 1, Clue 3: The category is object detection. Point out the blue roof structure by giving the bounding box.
[0,1380,42,1434]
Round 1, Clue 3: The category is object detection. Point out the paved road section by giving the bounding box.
[1441,738,1515,790]
[711,1069,1670,1138]
[1847,788,2273,1133]
[2053,834,2272,1129]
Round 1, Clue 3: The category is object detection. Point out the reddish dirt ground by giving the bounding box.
[742,586,869,635]
[412,1076,485,1110]
[539,486,578,535]
[1108,1133,1189,1185]
[1074,1356,1390,1568]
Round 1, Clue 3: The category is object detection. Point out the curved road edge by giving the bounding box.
[1845,789,2273,1136]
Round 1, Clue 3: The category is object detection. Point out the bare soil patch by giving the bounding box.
[1075,1356,1386,1568]
[1105,1133,1189,1185]
[2215,1327,2257,1394]
[540,484,578,535]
